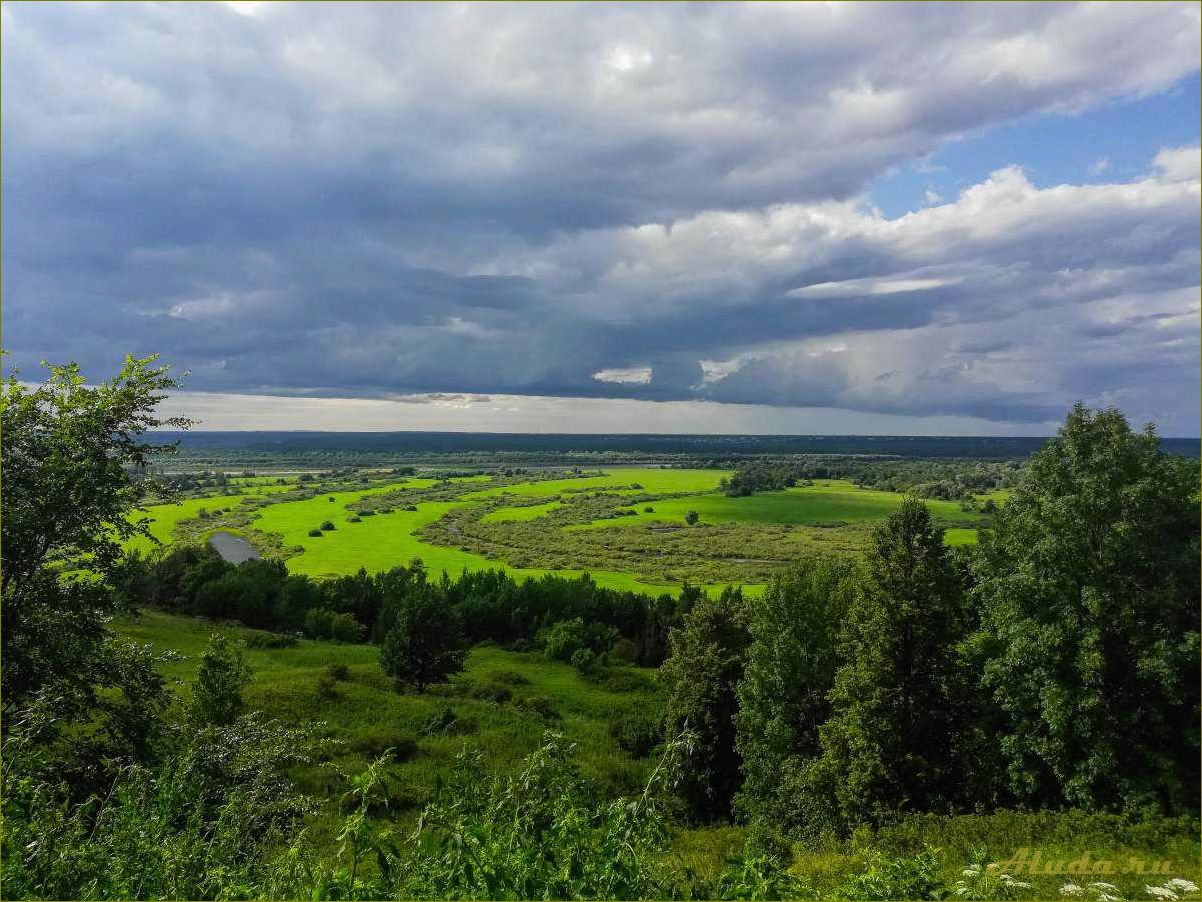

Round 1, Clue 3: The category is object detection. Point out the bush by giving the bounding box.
[304,608,335,640]
[348,731,418,762]
[326,663,350,681]
[307,528,323,537]
[644,506,654,513]
[330,612,365,643]
[418,711,473,736]
[685,510,700,525]
[316,673,338,699]
[468,682,512,704]
[360,509,376,517]
[514,694,559,720]
[347,515,362,523]
[488,669,530,686]
[242,629,299,649]
[609,712,663,757]
[835,849,945,901]
[588,667,656,693]
[571,648,601,676]
[320,520,336,531]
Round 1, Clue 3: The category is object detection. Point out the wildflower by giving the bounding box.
[1146,885,1179,901]
[1090,885,1119,893]
[1167,881,1198,894]
[1063,885,1086,897]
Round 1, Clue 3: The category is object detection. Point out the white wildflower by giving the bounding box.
[1089,885,1119,893]
[1098,893,1123,902]
[1062,885,1085,897]
[962,866,982,877]
[1146,885,1179,901]
[1167,881,1198,894]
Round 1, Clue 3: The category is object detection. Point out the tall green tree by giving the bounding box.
[970,405,1200,813]
[660,587,749,823]
[1,355,186,746]
[812,499,969,828]
[379,584,466,692]
[188,634,253,727]
[734,558,850,834]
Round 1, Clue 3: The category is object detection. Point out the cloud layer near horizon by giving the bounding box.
[3,1,1199,431]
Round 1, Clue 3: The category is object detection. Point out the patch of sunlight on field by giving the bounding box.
[943,528,979,546]
[480,500,565,523]
[974,488,1013,504]
[571,479,979,530]
[461,467,731,502]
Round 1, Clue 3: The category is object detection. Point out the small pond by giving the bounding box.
[208,531,261,565]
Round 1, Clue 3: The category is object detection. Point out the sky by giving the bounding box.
[2,1,1199,435]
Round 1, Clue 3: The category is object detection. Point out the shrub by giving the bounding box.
[348,731,418,762]
[488,669,530,686]
[609,712,663,757]
[307,528,323,537]
[347,515,362,523]
[685,510,700,525]
[571,647,601,676]
[513,695,559,719]
[242,629,299,649]
[320,520,336,531]
[611,637,639,663]
[326,663,350,681]
[316,673,338,699]
[835,849,945,901]
[330,612,365,643]
[468,682,512,704]
[421,705,469,736]
[589,667,656,693]
[187,634,252,727]
[360,509,376,517]
[304,608,335,640]
[644,506,654,513]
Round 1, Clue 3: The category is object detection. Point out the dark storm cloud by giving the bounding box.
[1,1,1199,427]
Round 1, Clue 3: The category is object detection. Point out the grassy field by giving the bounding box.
[118,609,1198,896]
[117,609,661,844]
[127,470,991,593]
[571,480,979,530]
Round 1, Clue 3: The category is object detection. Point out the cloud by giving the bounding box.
[1153,145,1202,182]
[593,367,653,385]
[1,2,1199,431]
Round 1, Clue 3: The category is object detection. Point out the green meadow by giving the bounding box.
[116,609,661,841]
[127,469,991,594]
[572,479,978,530]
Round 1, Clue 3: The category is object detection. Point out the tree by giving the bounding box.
[660,587,749,822]
[188,634,253,726]
[734,558,851,834]
[970,405,1200,813]
[684,510,700,526]
[379,586,466,692]
[1,354,190,598]
[1,354,186,738]
[811,499,970,828]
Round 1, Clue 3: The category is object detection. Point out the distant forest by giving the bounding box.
[154,429,1201,468]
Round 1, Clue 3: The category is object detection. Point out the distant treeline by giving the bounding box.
[722,457,1025,501]
[117,550,694,667]
[153,430,1198,471]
